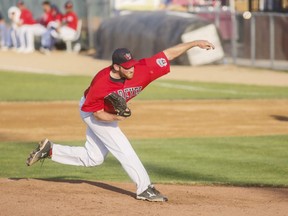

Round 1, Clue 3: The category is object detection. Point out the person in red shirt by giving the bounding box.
[55,1,78,41]
[19,4,36,25]
[61,1,78,31]
[38,1,53,27]
[51,4,62,22]
[40,3,63,52]
[26,40,215,202]
[40,1,77,53]
[17,0,46,53]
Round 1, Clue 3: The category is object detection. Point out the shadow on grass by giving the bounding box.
[144,162,288,188]
[144,162,229,183]
[9,178,135,198]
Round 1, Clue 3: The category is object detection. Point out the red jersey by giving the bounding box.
[82,52,170,113]
[20,8,36,25]
[53,13,62,22]
[62,11,78,30]
[39,11,53,27]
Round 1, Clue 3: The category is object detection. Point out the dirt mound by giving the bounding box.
[0,100,288,142]
[1,178,287,216]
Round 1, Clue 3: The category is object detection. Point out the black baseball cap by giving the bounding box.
[112,48,138,69]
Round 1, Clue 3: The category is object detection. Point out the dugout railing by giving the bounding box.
[230,12,288,71]
[187,9,288,71]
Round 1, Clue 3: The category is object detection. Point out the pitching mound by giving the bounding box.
[1,178,287,216]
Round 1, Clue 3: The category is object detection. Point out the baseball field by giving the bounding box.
[0,52,288,216]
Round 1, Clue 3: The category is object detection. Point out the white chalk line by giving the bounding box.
[0,65,68,76]
[155,82,266,96]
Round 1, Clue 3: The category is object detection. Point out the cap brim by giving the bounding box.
[120,59,138,69]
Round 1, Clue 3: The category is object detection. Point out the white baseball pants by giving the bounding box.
[19,24,46,51]
[51,97,151,195]
[51,26,77,41]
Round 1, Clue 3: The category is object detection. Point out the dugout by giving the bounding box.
[95,11,224,65]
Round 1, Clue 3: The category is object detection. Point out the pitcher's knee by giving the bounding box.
[85,155,105,167]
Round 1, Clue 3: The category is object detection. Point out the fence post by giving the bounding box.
[230,0,237,64]
[250,14,256,66]
[86,0,94,49]
[269,13,275,69]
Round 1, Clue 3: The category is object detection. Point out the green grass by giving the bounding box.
[139,80,288,100]
[1,135,287,187]
[0,71,90,101]
[1,70,288,101]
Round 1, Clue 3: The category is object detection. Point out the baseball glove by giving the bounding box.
[104,92,131,117]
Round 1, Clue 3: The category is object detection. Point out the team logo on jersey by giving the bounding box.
[156,58,167,67]
[117,86,142,100]
[124,53,132,60]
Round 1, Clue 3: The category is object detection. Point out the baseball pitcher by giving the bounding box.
[26,40,215,202]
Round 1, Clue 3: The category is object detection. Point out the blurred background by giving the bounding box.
[0,0,287,70]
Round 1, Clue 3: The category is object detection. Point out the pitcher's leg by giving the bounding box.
[52,127,109,166]
[84,115,151,194]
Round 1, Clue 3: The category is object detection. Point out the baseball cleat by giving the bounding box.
[136,185,168,202]
[26,139,52,166]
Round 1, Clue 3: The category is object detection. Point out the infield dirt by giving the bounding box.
[0,100,288,142]
[1,178,288,216]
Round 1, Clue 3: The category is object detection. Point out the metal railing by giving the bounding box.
[230,12,288,70]
[197,9,288,70]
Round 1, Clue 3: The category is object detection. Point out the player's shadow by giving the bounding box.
[271,115,288,122]
[9,178,135,198]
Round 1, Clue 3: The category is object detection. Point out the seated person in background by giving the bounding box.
[38,1,53,28]
[0,11,6,48]
[17,0,46,53]
[51,4,63,23]
[57,1,78,41]
[0,11,10,50]
[40,1,77,53]
[7,6,21,49]
[40,4,62,53]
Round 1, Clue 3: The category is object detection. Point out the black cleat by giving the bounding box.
[136,185,168,202]
[26,139,52,166]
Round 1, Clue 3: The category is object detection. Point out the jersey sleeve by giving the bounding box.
[81,83,105,113]
[140,51,170,82]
